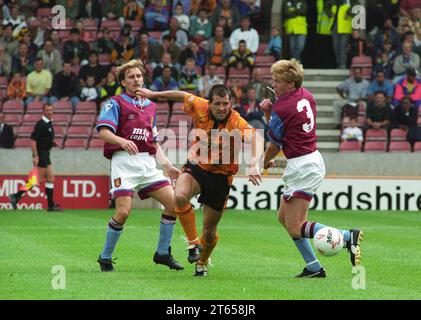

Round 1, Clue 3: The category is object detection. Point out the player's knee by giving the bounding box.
[286,225,301,238]
[175,193,189,208]
[115,208,130,224]
[202,226,217,243]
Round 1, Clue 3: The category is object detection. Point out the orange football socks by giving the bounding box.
[175,204,199,246]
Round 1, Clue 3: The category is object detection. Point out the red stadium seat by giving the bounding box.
[53,125,67,139]
[88,138,105,149]
[53,100,72,114]
[172,102,185,115]
[357,115,366,126]
[2,99,24,114]
[228,67,250,79]
[365,129,387,141]
[71,114,96,126]
[14,138,32,148]
[388,141,411,152]
[255,55,275,67]
[149,31,163,41]
[22,114,41,125]
[390,128,407,141]
[83,19,97,30]
[169,114,192,127]
[226,78,250,88]
[101,20,121,31]
[98,54,111,66]
[351,56,373,80]
[155,102,170,114]
[4,114,22,126]
[257,43,268,56]
[156,114,169,127]
[0,88,6,99]
[37,8,53,17]
[417,117,421,125]
[339,141,361,152]
[67,126,92,138]
[82,30,97,42]
[125,20,143,32]
[358,103,366,116]
[75,101,97,114]
[26,101,44,114]
[0,76,7,88]
[363,141,386,152]
[413,142,421,152]
[17,126,34,138]
[63,138,88,149]
[58,30,71,41]
[53,114,72,126]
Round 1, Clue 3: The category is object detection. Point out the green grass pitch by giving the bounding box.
[1,209,420,300]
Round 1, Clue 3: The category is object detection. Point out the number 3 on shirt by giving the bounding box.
[296,99,314,133]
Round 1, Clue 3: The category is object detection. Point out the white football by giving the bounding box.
[313,227,344,257]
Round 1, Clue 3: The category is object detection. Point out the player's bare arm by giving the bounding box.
[136,88,189,102]
[259,98,273,123]
[154,142,181,181]
[30,139,38,166]
[243,128,263,186]
[99,127,139,155]
[263,142,280,169]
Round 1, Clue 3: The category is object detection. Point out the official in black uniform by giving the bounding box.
[9,104,63,211]
[0,112,15,148]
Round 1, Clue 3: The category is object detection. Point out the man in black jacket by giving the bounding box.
[49,62,81,113]
[0,112,15,148]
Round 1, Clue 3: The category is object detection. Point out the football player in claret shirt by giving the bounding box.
[139,84,263,276]
[95,59,183,272]
[260,59,364,278]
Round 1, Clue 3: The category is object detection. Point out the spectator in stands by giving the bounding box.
[179,41,207,72]
[102,0,124,26]
[204,25,231,66]
[373,52,394,80]
[215,15,232,39]
[179,57,199,91]
[37,39,63,76]
[229,16,259,55]
[122,0,143,22]
[282,0,307,61]
[12,42,35,75]
[228,39,255,74]
[392,96,418,144]
[7,71,26,101]
[173,3,190,32]
[172,0,191,16]
[49,30,64,55]
[156,35,181,68]
[2,6,27,38]
[393,68,421,109]
[189,9,213,44]
[197,63,223,98]
[244,67,269,101]
[346,30,371,69]
[212,0,240,30]
[25,58,52,106]
[63,27,90,66]
[79,51,107,87]
[228,78,244,103]
[0,23,18,56]
[152,52,179,81]
[31,17,51,49]
[161,17,189,49]
[239,86,265,130]
[113,27,135,65]
[1,1,10,21]
[415,28,421,57]
[0,45,11,79]
[150,65,179,91]
[333,67,369,129]
[78,0,102,23]
[265,26,282,61]
[238,0,261,17]
[373,18,400,57]
[407,7,421,34]
[367,70,394,103]
[56,0,79,20]
[0,111,15,149]
[393,41,420,82]
[21,30,39,61]
[191,0,217,17]
[100,71,122,103]
[134,30,158,66]
[96,28,118,57]
[341,116,363,147]
[80,74,99,103]
[50,62,80,113]
[399,0,420,18]
[144,0,170,31]
[365,91,392,131]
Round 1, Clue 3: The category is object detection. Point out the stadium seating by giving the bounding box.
[53,101,72,114]
[2,100,24,114]
[88,138,105,149]
[66,126,92,138]
[390,128,407,141]
[54,125,67,139]
[26,101,44,114]
[63,138,88,149]
[4,114,22,126]
[36,8,53,17]
[257,43,268,56]
[413,142,421,152]
[22,113,41,125]
[98,54,112,66]
[17,126,34,138]
[339,141,361,152]
[0,76,7,89]
[350,56,372,79]
[255,55,276,67]
[363,141,387,152]
[14,138,32,148]
[365,129,387,141]
[53,114,72,126]
[71,114,96,126]
[169,114,192,127]
[101,19,120,31]
[228,67,250,79]
[172,102,185,115]
[226,78,250,88]
[75,101,97,114]
[388,141,411,152]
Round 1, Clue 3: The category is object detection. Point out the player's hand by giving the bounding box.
[259,99,273,114]
[264,159,277,169]
[165,165,181,181]
[247,165,262,186]
[136,88,156,99]
[32,155,39,167]
[120,139,138,155]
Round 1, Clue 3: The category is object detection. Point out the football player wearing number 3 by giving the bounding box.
[260,60,364,278]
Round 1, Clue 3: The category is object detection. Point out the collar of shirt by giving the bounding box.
[42,116,51,123]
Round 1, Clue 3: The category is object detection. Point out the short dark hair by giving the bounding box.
[42,103,53,111]
[208,85,231,102]
[407,68,416,77]
[374,90,386,96]
[162,34,172,42]
[70,27,80,34]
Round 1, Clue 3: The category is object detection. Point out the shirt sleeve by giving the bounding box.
[183,93,208,117]
[152,109,159,142]
[96,98,120,133]
[267,111,284,147]
[30,122,41,141]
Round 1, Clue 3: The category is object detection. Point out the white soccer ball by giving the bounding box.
[313,227,344,257]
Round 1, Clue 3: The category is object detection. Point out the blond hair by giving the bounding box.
[271,59,304,88]
[116,59,145,85]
